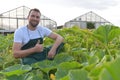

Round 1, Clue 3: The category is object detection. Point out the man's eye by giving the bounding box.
[31,15,40,19]
[36,16,40,19]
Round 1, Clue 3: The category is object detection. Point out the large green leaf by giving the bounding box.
[89,65,103,80]
[88,56,99,64]
[54,53,74,64]
[6,72,43,80]
[99,68,113,80]
[32,60,56,73]
[55,61,82,80]
[60,75,69,80]
[68,69,89,80]
[0,64,32,76]
[32,53,74,73]
[108,28,120,42]
[93,25,119,44]
[60,69,90,80]
[99,57,120,80]
[6,75,27,80]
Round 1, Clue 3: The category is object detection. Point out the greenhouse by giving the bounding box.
[0,6,57,31]
[64,11,112,29]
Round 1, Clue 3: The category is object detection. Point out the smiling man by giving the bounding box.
[12,8,64,65]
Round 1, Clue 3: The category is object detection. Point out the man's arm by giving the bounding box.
[47,32,64,58]
[12,41,43,58]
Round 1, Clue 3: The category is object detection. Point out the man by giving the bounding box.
[12,8,64,65]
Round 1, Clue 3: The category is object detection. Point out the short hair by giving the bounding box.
[28,8,41,17]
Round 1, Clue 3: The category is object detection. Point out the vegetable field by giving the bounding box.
[0,25,120,80]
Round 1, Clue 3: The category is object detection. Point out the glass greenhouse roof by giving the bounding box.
[64,11,112,28]
[70,11,111,23]
[0,6,57,31]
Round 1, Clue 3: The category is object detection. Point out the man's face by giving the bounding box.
[28,11,40,27]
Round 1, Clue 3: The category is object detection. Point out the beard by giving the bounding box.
[29,21,39,27]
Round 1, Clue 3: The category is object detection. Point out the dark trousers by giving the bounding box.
[21,43,64,65]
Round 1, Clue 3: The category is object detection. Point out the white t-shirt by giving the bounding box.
[14,25,52,45]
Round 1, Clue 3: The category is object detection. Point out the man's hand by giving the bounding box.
[34,40,43,52]
[47,50,56,59]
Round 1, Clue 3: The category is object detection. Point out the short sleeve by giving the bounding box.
[39,26,52,37]
[14,29,23,43]
[44,27,52,36]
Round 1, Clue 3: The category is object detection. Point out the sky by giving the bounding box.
[0,0,120,26]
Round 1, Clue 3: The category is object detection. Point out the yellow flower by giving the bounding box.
[50,74,55,80]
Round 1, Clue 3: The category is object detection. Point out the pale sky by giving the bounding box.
[0,0,120,26]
